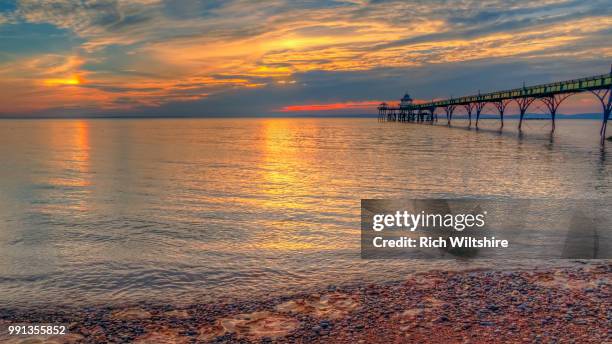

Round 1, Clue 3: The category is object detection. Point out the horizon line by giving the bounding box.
[0,113,606,120]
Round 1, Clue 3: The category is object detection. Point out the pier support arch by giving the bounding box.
[515,97,536,131]
[540,93,573,133]
[590,88,612,145]
[445,105,456,126]
[474,102,486,128]
[463,103,474,127]
[492,99,512,129]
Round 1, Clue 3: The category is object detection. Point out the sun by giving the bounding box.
[43,75,83,86]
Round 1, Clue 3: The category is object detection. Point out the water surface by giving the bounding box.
[0,118,609,308]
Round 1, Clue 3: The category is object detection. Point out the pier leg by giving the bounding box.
[493,100,511,130]
[515,97,534,132]
[600,89,611,145]
[601,110,609,145]
[474,102,485,129]
[600,67,612,145]
[445,105,455,126]
[551,110,556,133]
[588,88,612,145]
[540,94,573,135]
[462,104,474,128]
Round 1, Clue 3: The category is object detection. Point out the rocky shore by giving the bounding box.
[1,263,609,343]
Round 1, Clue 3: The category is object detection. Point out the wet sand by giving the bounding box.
[1,263,609,343]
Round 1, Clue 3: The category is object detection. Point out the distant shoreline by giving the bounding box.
[0,114,605,120]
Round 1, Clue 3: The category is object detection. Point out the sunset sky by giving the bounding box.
[0,0,611,117]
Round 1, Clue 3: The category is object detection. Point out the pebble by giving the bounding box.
[436,315,450,322]
[487,304,500,312]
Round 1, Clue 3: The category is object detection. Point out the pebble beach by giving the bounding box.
[1,263,609,343]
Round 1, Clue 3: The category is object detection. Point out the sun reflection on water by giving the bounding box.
[40,120,92,213]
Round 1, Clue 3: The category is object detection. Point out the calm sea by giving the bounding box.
[0,118,610,309]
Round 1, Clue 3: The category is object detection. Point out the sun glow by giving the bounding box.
[43,75,83,86]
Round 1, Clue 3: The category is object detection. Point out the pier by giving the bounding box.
[378,66,612,144]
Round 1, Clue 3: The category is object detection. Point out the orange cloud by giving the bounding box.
[279,101,387,112]
[1,1,611,115]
